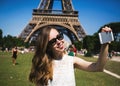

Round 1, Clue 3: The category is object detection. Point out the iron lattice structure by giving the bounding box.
[19,0,86,43]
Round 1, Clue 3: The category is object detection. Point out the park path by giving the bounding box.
[110,56,120,62]
[104,56,120,79]
[104,69,120,79]
[94,55,120,79]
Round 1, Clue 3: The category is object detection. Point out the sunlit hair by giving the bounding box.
[29,26,59,86]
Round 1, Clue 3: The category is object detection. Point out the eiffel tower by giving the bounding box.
[19,0,86,43]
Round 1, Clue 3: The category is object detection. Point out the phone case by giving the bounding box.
[99,32,114,44]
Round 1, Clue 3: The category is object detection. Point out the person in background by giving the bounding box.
[72,44,77,56]
[12,46,18,65]
[68,45,75,56]
[29,26,112,86]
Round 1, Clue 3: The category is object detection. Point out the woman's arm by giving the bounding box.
[74,43,109,72]
[74,26,111,72]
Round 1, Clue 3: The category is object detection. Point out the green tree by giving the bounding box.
[98,22,120,52]
[2,35,27,50]
[92,32,101,54]
[98,22,120,42]
[73,41,83,51]
[83,35,95,57]
[0,29,3,47]
[110,41,120,52]
[2,35,14,49]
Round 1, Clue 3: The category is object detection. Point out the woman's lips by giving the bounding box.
[57,44,64,49]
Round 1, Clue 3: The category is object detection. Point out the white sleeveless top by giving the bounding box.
[48,54,76,86]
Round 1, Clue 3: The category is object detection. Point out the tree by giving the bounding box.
[98,22,120,42]
[73,41,83,51]
[2,35,14,49]
[110,41,120,52]
[0,29,2,39]
[108,22,120,41]
[0,29,3,47]
[92,32,101,54]
[99,22,120,52]
[83,35,95,57]
[2,35,27,50]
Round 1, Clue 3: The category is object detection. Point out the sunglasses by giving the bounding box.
[48,32,64,45]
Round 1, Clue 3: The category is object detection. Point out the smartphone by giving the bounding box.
[98,31,114,44]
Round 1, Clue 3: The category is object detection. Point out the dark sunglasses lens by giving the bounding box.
[57,33,64,40]
[48,33,64,45]
[50,38,56,45]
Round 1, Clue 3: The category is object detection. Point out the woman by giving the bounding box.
[12,46,18,65]
[68,45,75,56]
[29,26,111,86]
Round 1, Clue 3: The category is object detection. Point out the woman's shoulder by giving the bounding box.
[63,54,74,61]
[64,54,73,57]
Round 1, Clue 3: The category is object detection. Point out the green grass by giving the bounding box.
[0,52,120,86]
[105,61,120,75]
[0,52,34,86]
[77,54,120,75]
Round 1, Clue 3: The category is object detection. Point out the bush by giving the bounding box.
[84,51,93,57]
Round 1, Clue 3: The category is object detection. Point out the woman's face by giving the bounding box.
[49,29,65,52]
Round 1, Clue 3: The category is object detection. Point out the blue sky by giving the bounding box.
[0,0,120,37]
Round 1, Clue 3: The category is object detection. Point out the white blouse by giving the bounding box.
[48,54,76,86]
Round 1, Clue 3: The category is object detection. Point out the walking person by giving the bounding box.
[29,26,112,86]
[12,46,18,65]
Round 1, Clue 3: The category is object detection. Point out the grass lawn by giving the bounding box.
[0,52,120,86]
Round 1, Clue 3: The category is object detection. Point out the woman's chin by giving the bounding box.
[56,47,65,52]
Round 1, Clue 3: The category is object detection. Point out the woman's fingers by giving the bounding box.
[101,26,112,32]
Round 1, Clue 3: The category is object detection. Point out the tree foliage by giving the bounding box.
[2,35,25,50]
[98,22,120,41]
[0,29,3,47]
[1,35,29,51]
[0,22,120,53]
[81,22,120,57]
[73,41,83,51]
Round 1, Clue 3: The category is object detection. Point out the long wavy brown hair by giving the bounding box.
[29,26,59,86]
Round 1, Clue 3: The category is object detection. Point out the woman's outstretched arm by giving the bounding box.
[74,43,109,72]
[74,26,111,72]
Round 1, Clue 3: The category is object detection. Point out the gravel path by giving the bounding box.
[110,56,120,62]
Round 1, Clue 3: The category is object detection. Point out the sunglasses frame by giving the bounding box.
[48,32,64,45]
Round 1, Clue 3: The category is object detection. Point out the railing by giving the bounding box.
[33,9,78,15]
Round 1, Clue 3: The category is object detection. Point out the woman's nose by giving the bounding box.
[56,39,61,44]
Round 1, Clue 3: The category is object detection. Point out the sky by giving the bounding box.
[0,0,120,37]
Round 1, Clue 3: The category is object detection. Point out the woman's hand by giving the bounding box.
[100,26,113,44]
[101,26,112,32]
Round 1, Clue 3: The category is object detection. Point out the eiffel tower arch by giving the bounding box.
[19,0,86,43]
